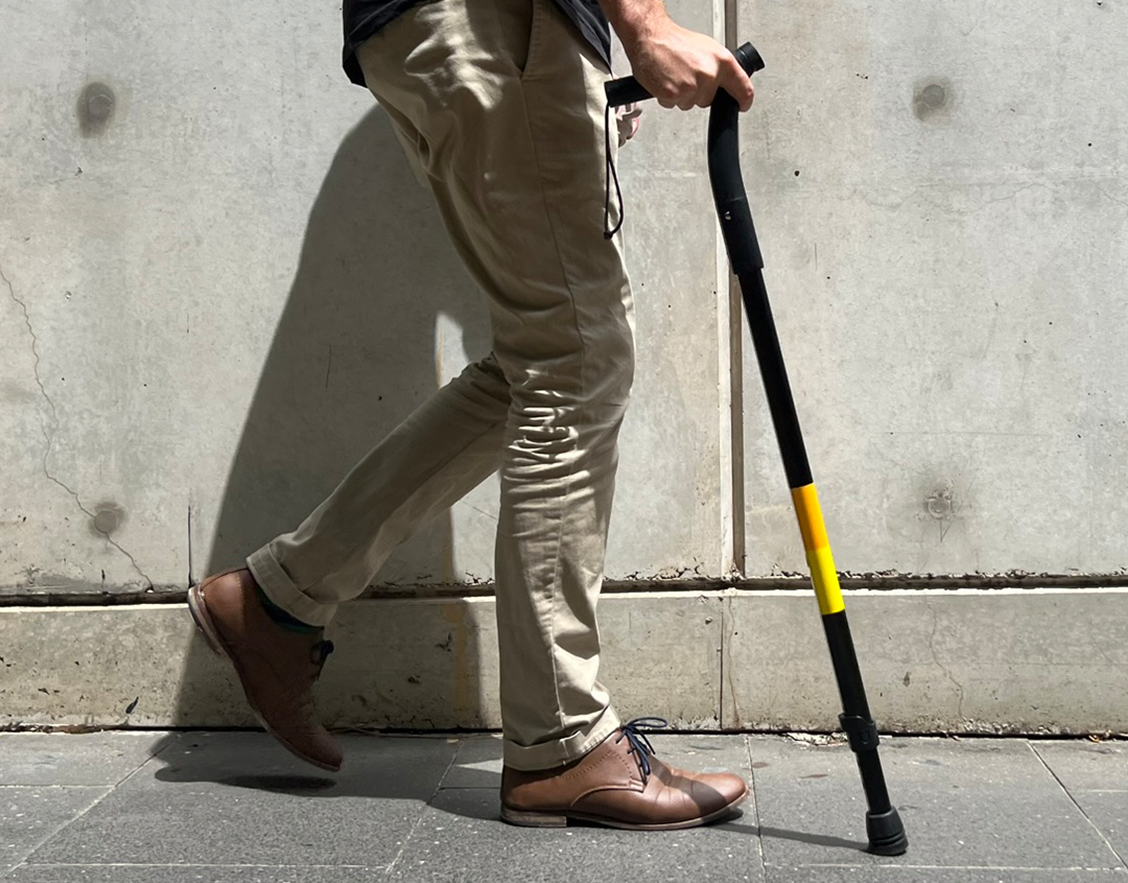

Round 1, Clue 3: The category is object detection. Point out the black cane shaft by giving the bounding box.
[824,612,893,812]
[823,611,873,719]
[737,270,813,488]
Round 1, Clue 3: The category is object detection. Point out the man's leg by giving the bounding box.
[357,0,746,827]
[189,356,511,770]
[358,0,630,771]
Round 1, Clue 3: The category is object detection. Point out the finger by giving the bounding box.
[721,57,754,112]
[698,81,719,109]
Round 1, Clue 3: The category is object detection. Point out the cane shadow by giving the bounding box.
[722,821,869,851]
[168,105,494,739]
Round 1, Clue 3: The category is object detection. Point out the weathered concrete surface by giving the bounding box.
[0,593,725,730]
[738,0,1128,577]
[0,0,732,601]
[723,588,1128,734]
[2,589,1124,733]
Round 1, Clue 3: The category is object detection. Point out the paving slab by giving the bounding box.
[748,736,1123,871]
[390,787,763,883]
[1030,742,1128,864]
[0,732,169,786]
[1066,792,1128,865]
[0,786,108,875]
[20,733,456,871]
[1032,742,1128,793]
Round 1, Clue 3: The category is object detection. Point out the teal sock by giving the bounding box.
[255,584,320,634]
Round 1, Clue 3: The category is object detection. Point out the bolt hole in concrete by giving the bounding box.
[913,78,953,121]
[921,84,946,108]
[78,82,115,136]
[91,502,126,536]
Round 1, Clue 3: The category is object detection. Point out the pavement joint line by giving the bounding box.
[13,863,375,869]
[1,786,111,877]
[792,864,1127,871]
[1029,741,1128,871]
[383,739,461,876]
[744,733,767,872]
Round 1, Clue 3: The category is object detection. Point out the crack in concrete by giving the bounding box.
[856,181,1044,217]
[1,262,153,590]
[926,599,965,723]
[1097,187,1128,211]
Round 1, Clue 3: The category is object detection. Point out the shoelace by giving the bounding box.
[614,716,669,782]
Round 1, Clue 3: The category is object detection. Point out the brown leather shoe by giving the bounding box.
[186,568,343,772]
[500,718,747,830]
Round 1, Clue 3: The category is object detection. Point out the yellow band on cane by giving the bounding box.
[791,484,845,616]
[806,546,845,615]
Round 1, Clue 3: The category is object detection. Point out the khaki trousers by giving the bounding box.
[248,0,635,770]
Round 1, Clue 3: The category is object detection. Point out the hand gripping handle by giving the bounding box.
[604,41,764,107]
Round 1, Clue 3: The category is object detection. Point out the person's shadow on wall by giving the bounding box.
[168,105,493,739]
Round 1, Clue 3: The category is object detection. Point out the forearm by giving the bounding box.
[596,0,670,51]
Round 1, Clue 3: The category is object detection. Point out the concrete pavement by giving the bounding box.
[2,731,1127,882]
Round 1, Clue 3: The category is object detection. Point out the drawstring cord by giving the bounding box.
[603,101,624,239]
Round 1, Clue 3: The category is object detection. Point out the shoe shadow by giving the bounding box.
[149,731,489,807]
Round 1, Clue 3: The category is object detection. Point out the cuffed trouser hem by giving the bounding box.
[247,545,338,629]
[501,707,622,772]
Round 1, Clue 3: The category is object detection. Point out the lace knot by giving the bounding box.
[614,716,669,781]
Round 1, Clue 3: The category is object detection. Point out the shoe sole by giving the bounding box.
[500,787,748,831]
[186,579,342,773]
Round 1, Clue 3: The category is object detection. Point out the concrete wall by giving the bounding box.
[740,0,1128,578]
[2,0,1125,731]
[0,0,733,598]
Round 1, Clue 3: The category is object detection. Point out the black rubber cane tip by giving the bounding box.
[866,807,908,856]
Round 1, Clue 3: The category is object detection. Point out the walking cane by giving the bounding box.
[606,43,909,856]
